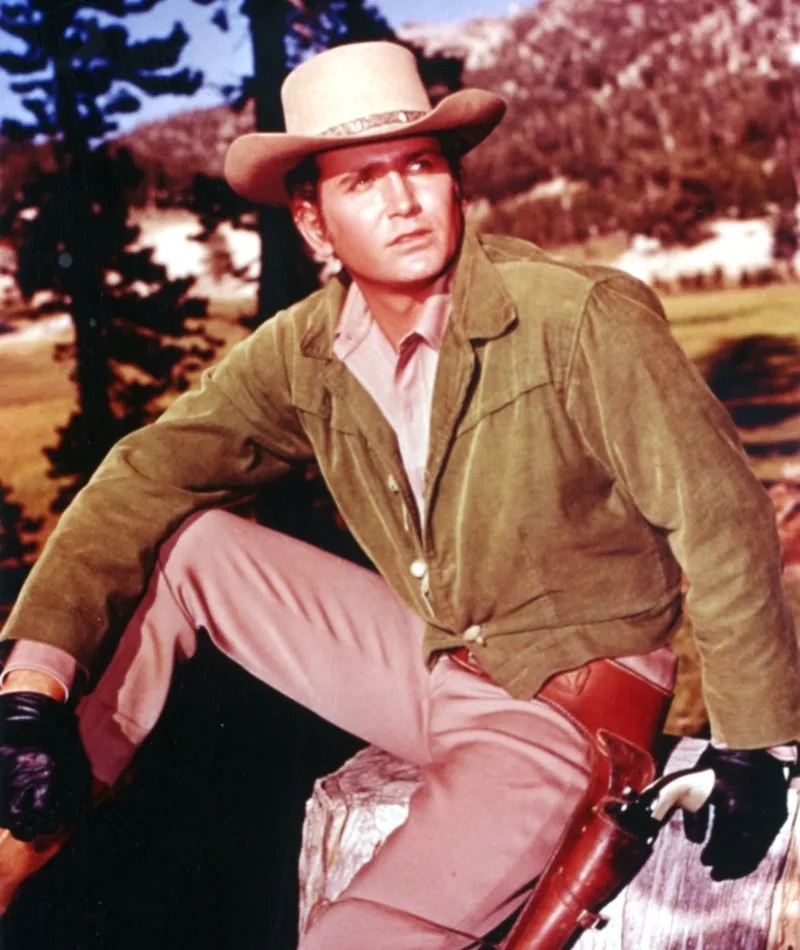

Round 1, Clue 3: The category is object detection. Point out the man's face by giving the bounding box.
[301,135,462,293]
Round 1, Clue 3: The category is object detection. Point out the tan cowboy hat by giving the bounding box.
[224,41,506,206]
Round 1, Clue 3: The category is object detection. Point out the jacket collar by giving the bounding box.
[299,224,516,361]
[299,277,347,360]
[449,225,517,342]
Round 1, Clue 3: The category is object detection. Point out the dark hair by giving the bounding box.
[438,134,464,187]
[284,133,463,202]
[284,154,321,202]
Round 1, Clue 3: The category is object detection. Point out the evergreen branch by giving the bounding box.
[0,116,40,141]
[0,1,39,38]
[9,77,48,93]
[76,0,162,16]
[0,48,46,73]
[127,66,203,97]
[103,89,140,115]
[20,94,50,126]
[119,22,191,72]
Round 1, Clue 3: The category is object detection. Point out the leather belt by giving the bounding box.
[447,646,670,753]
[448,645,491,678]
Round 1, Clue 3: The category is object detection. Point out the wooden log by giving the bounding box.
[767,796,800,949]
[299,738,799,948]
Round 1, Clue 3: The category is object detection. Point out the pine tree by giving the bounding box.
[0,0,218,504]
[241,0,320,323]
[0,483,43,615]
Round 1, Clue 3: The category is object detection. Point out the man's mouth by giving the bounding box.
[389,229,432,247]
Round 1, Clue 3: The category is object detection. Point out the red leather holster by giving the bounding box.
[450,649,672,950]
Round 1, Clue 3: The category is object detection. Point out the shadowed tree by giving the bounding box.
[284,0,395,61]
[242,0,319,323]
[0,484,44,622]
[0,0,217,504]
[698,334,800,432]
[772,209,799,277]
[4,146,218,509]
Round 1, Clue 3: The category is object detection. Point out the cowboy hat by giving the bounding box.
[224,41,506,206]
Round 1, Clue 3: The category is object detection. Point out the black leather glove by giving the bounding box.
[683,744,790,881]
[0,691,91,841]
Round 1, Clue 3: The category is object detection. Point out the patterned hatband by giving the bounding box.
[320,110,428,137]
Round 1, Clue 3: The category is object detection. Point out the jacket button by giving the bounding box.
[387,475,399,492]
[410,559,427,579]
[463,624,485,646]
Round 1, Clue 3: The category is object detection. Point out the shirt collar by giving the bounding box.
[408,274,452,351]
[334,272,452,361]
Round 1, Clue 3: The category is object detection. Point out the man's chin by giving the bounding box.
[353,266,449,296]
[387,252,458,292]
[385,272,450,296]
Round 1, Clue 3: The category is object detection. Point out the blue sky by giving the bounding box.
[0,0,529,131]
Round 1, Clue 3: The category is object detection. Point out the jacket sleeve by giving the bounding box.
[1,313,314,675]
[564,273,800,748]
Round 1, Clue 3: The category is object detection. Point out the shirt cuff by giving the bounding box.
[766,744,799,764]
[1,641,81,701]
[711,737,798,763]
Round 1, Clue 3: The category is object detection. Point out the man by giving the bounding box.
[0,41,798,947]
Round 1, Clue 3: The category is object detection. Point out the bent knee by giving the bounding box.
[157,509,298,577]
[157,509,251,572]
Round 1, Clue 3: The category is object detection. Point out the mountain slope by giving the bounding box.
[406,0,799,243]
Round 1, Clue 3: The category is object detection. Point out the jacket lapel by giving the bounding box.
[300,279,407,486]
[423,228,517,519]
[323,361,405,471]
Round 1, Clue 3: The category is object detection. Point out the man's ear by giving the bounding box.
[291,198,334,261]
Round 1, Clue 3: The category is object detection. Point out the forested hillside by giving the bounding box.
[457,0,799,244]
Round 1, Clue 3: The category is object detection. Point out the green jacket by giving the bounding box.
[4,228,799,747]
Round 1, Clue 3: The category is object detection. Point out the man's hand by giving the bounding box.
[0,689,91,841]
[683,744,790,881]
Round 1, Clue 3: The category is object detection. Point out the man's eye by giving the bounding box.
[408,158,433,172]
[348,174,373,192]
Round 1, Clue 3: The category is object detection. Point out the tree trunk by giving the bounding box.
[50,13,117,470]
[63,159,117,469]
[246,0,319,324]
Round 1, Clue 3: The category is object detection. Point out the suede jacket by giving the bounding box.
[4,228,799,748]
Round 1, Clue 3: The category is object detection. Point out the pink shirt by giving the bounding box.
[333,277,451,520]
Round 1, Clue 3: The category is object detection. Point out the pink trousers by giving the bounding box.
[75,510,676,949]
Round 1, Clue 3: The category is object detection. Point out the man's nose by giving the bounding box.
[381,171,419,216]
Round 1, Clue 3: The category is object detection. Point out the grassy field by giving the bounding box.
[662,282,800,359]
